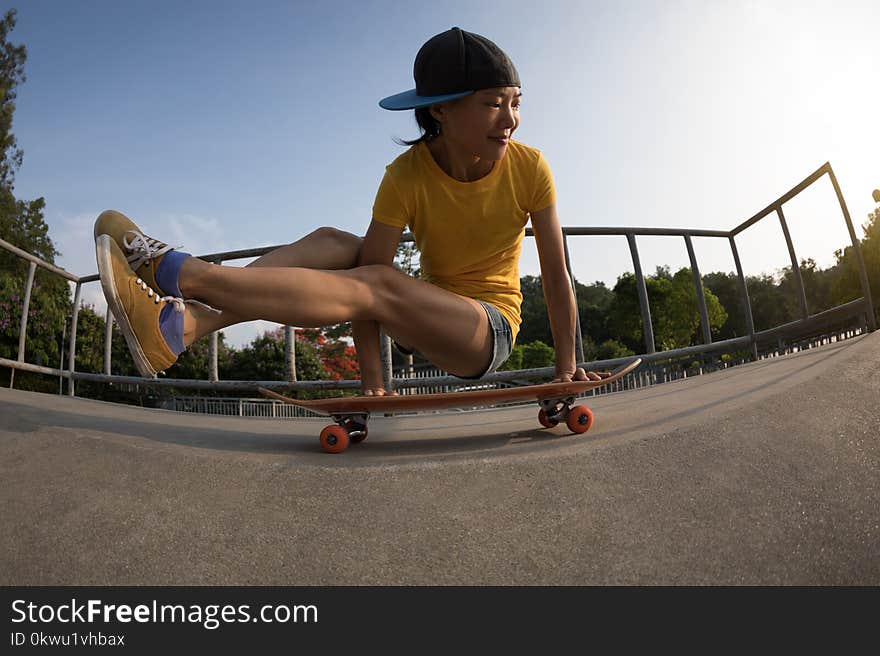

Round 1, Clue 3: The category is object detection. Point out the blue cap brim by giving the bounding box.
[379,88,473,110]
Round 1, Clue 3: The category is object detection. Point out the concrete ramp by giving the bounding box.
[1,332,878,584]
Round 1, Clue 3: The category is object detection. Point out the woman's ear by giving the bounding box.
[429,102,446,124]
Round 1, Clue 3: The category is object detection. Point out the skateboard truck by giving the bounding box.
[537,395,594,434]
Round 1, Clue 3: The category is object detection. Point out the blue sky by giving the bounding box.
[6,0,879,347]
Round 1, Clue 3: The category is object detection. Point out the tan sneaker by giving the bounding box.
[96,234,182,377]
[94,210,178,296]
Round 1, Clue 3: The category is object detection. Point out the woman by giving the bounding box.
[95,27,604,394]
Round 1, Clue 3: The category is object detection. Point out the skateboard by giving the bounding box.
[259,358,641,453]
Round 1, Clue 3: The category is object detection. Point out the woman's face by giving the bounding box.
[431,86,521,161]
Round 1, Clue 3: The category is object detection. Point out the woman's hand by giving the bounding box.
[553,367,611,383]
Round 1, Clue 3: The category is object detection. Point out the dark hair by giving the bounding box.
[394,107,441,146]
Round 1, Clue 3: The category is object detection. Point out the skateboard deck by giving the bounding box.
[260,357,641,453]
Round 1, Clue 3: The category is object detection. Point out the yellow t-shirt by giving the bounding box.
[371,139,556,343]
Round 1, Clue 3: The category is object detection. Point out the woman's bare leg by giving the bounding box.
[181,260,493,378]
[183,227,363,340]
[247,227,362,270]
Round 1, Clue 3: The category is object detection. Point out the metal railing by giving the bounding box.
[1,161,875,397]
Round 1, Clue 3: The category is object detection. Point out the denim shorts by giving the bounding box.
[459,301,514,380]
[392,300,513,379]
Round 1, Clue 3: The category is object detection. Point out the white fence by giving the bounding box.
[165,396,321,418]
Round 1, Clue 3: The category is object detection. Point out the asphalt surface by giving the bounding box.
[1,332,878,585]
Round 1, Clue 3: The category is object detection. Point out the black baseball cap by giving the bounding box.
[379,27,520,111]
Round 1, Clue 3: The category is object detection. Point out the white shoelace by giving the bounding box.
[122,230,222,314]
[123,230,179,271]
[135,278,222,314]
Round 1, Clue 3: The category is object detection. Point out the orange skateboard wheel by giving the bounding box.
[319,425,350,453]
[566,405,594,434]
[538,409,558,428]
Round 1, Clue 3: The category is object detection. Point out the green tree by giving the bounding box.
[0,203,70,392]
[71,304,108,375]
[0,10,71,391]
[500,345,523,372]
[576,279,614,345]
[520,340,556,369]
[744,273,792,333]
[0,9,26,189]
[224,327,326,384]
[169,331,234,381]
[605,272,648,352]
[606,268,727,352]
[517,275,551,345]
[582,335,635,361]
[501,341,556,374]
[776,257,843,317]
[518,275,615,349]
[65,305,144,403]
[666,268,727,348]
[0,263,69,368]
[702,272,746,340]
[833,207,880,324]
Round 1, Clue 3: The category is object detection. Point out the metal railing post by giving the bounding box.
[627,233,655,354]
[777,206,809,321]
[562,232,585,363]
[10,261,37,388]
[684,235,712,345]
[16,261,37,364]
[209,332,219,382]
[104,306,113,375]
[58,322,66,395]
[729,236,758,360]
[828,166,876,331]
[208,258,221,382]
[67,282,83,396]
[284,325,297,382]
[381,332,393,391]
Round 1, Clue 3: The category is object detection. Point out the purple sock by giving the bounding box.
[159,305,185,356]
[155,250,191,298]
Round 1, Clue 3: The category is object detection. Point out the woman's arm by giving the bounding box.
[531,204,604,382]
[353,220,405,395]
